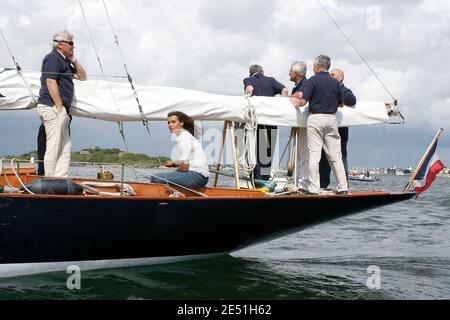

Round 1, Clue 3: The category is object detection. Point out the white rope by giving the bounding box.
[10,159,34,194]
[0,158,20,193]
[242,95,258,177]
[0,158,15,189]
[80,181,136,196]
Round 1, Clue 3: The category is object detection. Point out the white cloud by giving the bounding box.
[420,0,450,14]
[18,15,31,28]
[0,0,449,166]
[0,16,8,29]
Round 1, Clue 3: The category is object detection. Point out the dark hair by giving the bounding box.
[167,111,195,136]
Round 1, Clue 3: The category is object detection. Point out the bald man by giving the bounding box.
[319,68,356,189]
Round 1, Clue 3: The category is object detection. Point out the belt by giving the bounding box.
[309,111,335,114]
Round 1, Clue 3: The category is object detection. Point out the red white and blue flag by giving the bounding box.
[413,141,445,197]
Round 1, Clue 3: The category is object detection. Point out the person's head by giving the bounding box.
[167,111,195,136]
[313,55,331,74]
[289,61,307,83]
[249,64,264,77]
[330,68,344,84]
[52,31,75,58]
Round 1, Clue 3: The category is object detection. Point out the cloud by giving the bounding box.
[0,0,449,167]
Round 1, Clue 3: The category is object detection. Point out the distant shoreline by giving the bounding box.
[3,147,170,169]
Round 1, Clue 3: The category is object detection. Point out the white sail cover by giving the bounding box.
[0,68,390,127]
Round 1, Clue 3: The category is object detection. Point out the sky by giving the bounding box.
[0,0,449,168]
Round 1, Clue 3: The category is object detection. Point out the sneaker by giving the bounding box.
[336,190,349,195]
[305,191,320,196]
[319,188,334,195]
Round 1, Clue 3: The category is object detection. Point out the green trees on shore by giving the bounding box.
[7,147,169,168]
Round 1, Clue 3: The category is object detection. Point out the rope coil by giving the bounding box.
[242,95,258,177]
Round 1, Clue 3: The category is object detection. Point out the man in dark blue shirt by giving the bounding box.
[289,61,310,191]
[243,64,288,180]
[37,31,87,177]
[320,69,357,188]
[297,55,348,195]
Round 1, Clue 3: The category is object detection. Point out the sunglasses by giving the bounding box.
[54,40,74,46]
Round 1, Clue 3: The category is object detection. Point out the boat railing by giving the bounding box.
[0,158,268,198]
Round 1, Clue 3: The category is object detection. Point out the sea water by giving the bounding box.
[0,167,448,299]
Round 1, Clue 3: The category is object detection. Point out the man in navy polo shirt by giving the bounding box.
[243,64,288,181]
[319,68,357,189]
[37,30,87,177]
[296,55,348,195]
[289,61,310,192]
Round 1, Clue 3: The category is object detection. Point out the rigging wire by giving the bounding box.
[269,129,295,183]
[315,0,398,105]
[102,0,150,131]
[0,30,37,104]
[101,0,171,192]
[78,0,130,154]
[1,68,128,79]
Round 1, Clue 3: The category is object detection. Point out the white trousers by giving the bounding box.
[296,127,309,191]
[37,104,71,177]
[307,113,348,194]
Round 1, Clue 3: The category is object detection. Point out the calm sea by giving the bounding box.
[0,167,449,300]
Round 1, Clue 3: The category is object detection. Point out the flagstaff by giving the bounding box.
[403,128,445,193]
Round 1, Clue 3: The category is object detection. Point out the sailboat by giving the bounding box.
[0,0,415,277]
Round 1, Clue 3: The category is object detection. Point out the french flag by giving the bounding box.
[413,141,445,197]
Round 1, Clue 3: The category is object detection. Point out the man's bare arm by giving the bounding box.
[72,60,87,81]
[292,91,303,99]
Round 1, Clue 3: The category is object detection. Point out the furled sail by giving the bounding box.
[0,68,391,127]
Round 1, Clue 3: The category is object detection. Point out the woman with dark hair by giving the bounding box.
[150,111,209,189]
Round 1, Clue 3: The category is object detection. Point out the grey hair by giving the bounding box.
[52,30,74,49]
[249,64,264,77]
[313,55,331,71]
[290,61,307,77]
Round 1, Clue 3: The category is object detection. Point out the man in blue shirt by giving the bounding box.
[319,69,357,188]
[37,31,87,177]
[296,55,348,195]
[243,64,288,180]
[289,61,310,192]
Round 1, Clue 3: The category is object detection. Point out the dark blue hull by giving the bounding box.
[0,192,415,270]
